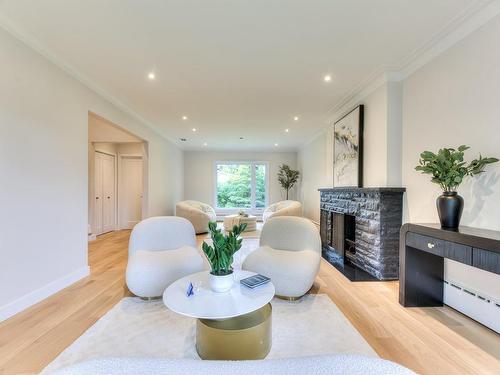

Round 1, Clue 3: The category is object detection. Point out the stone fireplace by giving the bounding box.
[319,187,405,281]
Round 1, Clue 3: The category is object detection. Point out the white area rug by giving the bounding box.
[42,295,376,374]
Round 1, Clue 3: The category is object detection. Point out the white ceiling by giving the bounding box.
[0,0,486,150]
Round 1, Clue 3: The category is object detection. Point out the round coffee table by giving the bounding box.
[163,270,275,360]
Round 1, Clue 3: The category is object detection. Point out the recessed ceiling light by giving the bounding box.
[274,143,279,147]
[148,72,155,80]
[293,116,299,121]
[203,142,208,146]
[180,138,187,142]
[324,74,332,82]
[182,115,188,120]
[192,128,197,132]
[285,128,289,133]
[239,137,244,140]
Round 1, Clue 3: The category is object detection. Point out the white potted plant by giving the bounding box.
[202,221,247,292]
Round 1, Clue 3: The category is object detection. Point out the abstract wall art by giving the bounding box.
[333,105,364,187]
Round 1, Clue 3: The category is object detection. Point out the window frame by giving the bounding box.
[213,161,269,215]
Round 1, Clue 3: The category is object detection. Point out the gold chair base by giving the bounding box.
[139,296,161,301]
[275,294,303,301]
[196,303,272,360]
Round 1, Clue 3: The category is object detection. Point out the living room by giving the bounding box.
[1,1,499,374]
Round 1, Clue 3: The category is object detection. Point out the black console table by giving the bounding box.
[399,223,500,307]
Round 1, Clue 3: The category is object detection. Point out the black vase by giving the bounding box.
[436,191,464,229]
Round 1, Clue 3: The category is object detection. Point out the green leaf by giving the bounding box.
[203,220,246,274]
[415,145,498,190]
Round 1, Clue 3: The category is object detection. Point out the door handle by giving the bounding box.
[107,196,111,199]
[96,197,99,200]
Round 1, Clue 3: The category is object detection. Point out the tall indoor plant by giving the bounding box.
[278,164,300,200]
[415,145,498,229]
[202,221,247,292]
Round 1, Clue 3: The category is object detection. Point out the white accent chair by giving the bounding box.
[262,200,302,223]
[242,216,321,299]
[175,200,217,234]
[126,216,205,298]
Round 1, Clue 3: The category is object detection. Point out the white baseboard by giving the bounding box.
[0,265,90,323]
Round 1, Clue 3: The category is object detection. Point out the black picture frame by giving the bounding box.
[333,105,364,187]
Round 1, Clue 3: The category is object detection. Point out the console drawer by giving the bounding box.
[406,232,444,256]
[473,248,500,275]
[444,242,472,265]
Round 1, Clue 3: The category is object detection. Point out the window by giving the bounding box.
[215,162,268,211]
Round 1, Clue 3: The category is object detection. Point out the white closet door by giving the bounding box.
[120,156,143,229]
[101,153,116,234]
[94,152,116,235]
[94,153,103,235]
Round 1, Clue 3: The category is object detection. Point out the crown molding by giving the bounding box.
[0,13,183,149]
[1,2,498,154]
[398,0,500,79]
[301,0,500,149]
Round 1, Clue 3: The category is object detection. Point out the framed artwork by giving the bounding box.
[333,105,364,187]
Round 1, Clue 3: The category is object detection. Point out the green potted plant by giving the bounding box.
[202,221,247,292]
[278,164,300,200]
[415,145,498,229]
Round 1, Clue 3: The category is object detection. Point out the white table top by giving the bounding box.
[163,270,275,320]
[223,214,257,220]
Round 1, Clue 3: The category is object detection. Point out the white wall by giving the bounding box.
[183,151,297,210]
[297,135,328,223]
[0,27,183,321]
[402,14,500,300]
[298,82,403,223]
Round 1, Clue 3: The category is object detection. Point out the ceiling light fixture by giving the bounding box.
[293,116,299,121]
[148,72,155,80]
[324,74,332,82]
[203,142,208,146]
[239,137,244,140]
[274,143,279,147]
[182,115,188,120]
[285,128,289,133]
[192,128,197,132]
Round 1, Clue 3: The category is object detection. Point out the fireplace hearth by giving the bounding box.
[319,187,405,281]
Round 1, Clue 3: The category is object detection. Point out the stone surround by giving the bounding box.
[319,187,405,280]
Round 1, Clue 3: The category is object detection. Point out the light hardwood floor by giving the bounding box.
[0,230,499,374]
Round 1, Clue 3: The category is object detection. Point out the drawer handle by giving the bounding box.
[427,243,435,249]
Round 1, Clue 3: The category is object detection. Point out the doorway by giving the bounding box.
[119,155,143,229]
[88,112,148,240]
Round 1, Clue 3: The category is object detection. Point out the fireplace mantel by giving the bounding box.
[318,187,406,193]
[318,187,405,280]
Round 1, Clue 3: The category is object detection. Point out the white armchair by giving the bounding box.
[126,216,205,298]
[242,216,321,299]
[175,200,217,234]
[262,200,302,223]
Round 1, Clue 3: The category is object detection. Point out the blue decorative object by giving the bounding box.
[186,282,194,297]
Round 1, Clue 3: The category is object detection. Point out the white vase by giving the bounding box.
[209,272,234,293]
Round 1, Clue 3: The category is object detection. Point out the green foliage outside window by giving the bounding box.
[216,163,266,208]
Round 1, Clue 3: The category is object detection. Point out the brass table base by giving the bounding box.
[196,303,272,360]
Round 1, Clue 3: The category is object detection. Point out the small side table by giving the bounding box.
[223,214,257,232]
